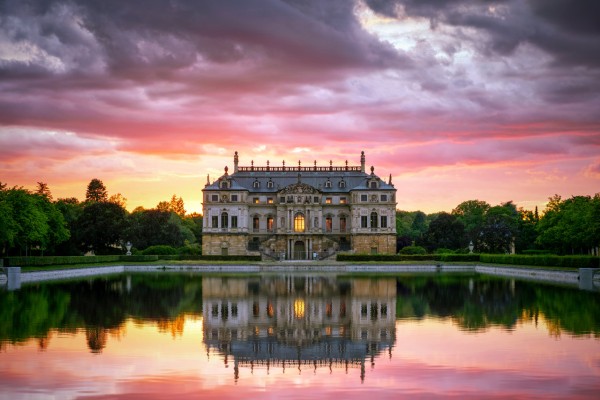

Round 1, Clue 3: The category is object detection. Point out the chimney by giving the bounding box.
[233,151,239,173]
[360,151,365,173]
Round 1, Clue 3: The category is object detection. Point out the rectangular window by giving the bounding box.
[212,216,218,228]
[253,198,259,204]
[211,194,219,202]
[370,182,377,189]
[253,217,260,231]
[231,194,238,202]
[280,196,285,203]
[380,194,387,202]
[381,216,388,228]
[221,214,228,228]
[361,194,368,202]
[267,198,274,204]
[313,196,319,203]
[339,197,347,204]
[326,217,332,232]
[231,216,238,228]
[325,197,332,204]
[361,216,368,228]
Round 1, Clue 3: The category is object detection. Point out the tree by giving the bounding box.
[410,211,427,244]
[452,200,491,252]
[169,195,186,217]
[109,193,127,208]
[85,179,108,203]
[423,212,466,252]
[478,202,519,253]
[55,198,84,255]
[124,209,194,250]
[75,201,127,254]
[36,182,53,201]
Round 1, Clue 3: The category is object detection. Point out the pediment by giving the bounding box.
[279,182,319,195]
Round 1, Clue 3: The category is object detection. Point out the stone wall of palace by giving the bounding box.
[352,234,396,254]
[202,234,249,256]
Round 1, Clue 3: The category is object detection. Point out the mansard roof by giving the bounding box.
[203,152,395,193]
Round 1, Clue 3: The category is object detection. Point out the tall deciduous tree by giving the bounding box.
[75,201,127,254]
[36,182,52,201]
[452,200,491,251]
[85,179,108,203]
[423,212,466,252]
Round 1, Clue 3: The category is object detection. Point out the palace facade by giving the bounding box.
[202,151,396,259]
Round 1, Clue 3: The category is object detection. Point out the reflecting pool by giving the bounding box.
[1,272,599,399]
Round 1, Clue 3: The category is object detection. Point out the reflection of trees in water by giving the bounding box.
[0,274,204,352]
[396,275,600,336]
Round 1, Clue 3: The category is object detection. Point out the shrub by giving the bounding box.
[399,245,427,255]
[177,243,202,255]
[141,245,177,255]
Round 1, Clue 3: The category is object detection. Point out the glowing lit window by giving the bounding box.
[294,213,305,232]
[339,197,347,204]
[325,197,332,204]
[267,217,274,231]
[294,299,305,319]
[267,198,273,204]
[253,198,259,204]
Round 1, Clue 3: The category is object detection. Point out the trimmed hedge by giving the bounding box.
[5,255,120,267]
[480,254,600,269]
[119,255,159,262]
[337,254,439,262]
[438,254,480,262]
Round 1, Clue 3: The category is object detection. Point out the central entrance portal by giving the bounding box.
[293,240,306,260]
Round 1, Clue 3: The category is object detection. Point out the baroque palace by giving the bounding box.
[202,151,397,259]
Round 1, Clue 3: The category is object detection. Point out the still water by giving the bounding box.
[1,272,599,399]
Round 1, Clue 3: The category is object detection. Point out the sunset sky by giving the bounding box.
[1,0,599,214]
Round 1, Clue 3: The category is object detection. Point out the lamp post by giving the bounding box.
[468,241,474,254]
[126,241,132,256]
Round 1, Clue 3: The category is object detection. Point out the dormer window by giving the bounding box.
[325,179,332,188]
[253,180,260,188]
[339,180,346,188]
[369,181,378,189]
[267,180,274,188]
[220,181,229,189]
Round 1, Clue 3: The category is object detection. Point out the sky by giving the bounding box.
[1,0,599,214]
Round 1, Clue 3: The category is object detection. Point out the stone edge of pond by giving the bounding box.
[14,263,597,288]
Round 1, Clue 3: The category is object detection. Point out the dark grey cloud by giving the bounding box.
[365,0,600,68]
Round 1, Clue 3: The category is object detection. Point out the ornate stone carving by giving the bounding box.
[279,182,319,195]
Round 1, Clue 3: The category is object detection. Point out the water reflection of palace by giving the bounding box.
[202,276,397,382]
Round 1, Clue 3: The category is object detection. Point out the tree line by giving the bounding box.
[0,179,202,256]
[1,179,597,256]
[397,195,600,255]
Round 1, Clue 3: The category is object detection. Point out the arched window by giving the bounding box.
[339,180,346,188]
[370,212,378,228]
[294,213,305,232]
[221,212,228,228]
[220,181,229,189]
[325,216,333,232]
[340,216,347,232]
[253,180,260,188]
[253,216,260,232]
[325,179,332,188]
[267,216,274,231]
[267,180,274,188]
